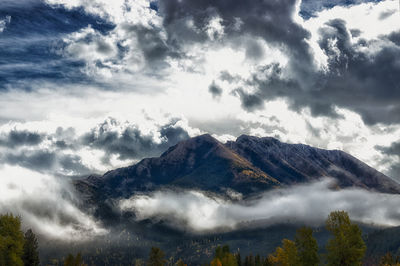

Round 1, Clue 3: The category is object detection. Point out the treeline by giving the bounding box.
[206,211,365,266]
[0,214,39,266]
[1,211,399,266]
[0,213,88,266]
[143,211,397,266]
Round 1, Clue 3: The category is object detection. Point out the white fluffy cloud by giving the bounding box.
[120,178,400,233]
[302,0,400,70]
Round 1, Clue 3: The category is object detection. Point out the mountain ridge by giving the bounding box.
[75,134,400,208]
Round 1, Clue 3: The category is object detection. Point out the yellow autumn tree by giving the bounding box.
[268,239,300,266]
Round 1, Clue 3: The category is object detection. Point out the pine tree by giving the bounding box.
[22,229,40,266]
[295,227,319,266]
[325,211,366,266]
[147,247,167,266]
[0,213,24,266]
[213,245,238,266]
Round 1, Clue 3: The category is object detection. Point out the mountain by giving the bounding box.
[75,134,400,207]
[76,134,280,201]
[227,135,400,193]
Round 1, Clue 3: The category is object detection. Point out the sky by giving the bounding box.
[0,0,400,239]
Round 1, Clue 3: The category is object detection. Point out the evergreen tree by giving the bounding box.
[325,211,366,266]
[295,227,319,266]
[214,245,238,266]
[147,247,167,266]
[22,229,40,266]
[268,239,300,266]
[235,252,241,266]
[0,213,24,266]
[63,253,87,266]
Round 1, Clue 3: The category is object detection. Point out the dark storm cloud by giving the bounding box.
[4,150,56,171]
[219,71,240,83]
[349,29,361,38]
[375,142,400,180]
[121,24,176,70]
[208,81,222,99]
[0,0,398,127]
[217,18,400,125]
[58,154,92,176]
[159,122,190,145]
[154,0,400,126]
[233,88,264,112]
[0,130,43,147]
[80,118,190,162]
[378,9,396,20]
[0,119,190,176]
[51,127,78,150]
[158,0,355,119]
[0,128,92,176]
[388,31,400,46]
[245,39,265,60]
[2,149,91,175]
[158,0,314,78]
[80,119,154,161]
[376,142,400,158]
[314,19,400,124]
[95,39,113,54]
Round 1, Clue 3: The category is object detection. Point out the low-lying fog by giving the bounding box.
[2,165,400,241]
[120,178,400,232]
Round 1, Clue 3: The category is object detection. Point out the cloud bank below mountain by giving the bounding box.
[0,165,107,240]
[120,178,400,233]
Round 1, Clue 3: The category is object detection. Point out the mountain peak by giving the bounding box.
[76,134,400,206]
[160,133,220,158]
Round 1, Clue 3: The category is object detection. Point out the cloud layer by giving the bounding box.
[0,0,399,241]
[0,117,193,177]
[0,165,106,240]
[0,0,399,180]
[120,179,400,233]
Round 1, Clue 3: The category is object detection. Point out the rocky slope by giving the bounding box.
[75,134,400,207]
[227,135,400,193]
